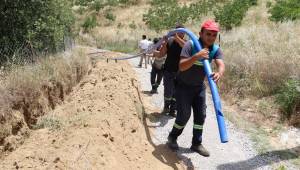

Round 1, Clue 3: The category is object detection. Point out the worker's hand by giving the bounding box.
[163,35,168,41]
[174,33,180,40]
[161,36,168,46]
[211,72,222,83]
[194,48,209,60]
[174,33,182,44]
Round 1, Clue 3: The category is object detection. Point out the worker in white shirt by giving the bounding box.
[138,35,149,68]
[147,38,154,64]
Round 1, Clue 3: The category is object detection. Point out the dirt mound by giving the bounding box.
[0,50,183,169]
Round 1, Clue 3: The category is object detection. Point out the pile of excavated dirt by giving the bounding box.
[0,50,184,169]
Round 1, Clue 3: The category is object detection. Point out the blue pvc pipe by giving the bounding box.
[169,28,228,143]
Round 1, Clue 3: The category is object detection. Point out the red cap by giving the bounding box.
[201,20,220,32]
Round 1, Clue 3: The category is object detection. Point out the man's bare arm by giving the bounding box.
[174,34,186,48]
[155,41,167,58]
[211,59,225,83]
[179,48,209,71]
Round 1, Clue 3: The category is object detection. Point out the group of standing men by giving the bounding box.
[138,20,225,157]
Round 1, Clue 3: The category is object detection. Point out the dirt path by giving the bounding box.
[129,57,298,170]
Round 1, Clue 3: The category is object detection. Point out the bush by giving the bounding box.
[106,0,119,6]
[143,0,180,31]
[143,0,226,31]
[129,21,137,29]
[266,1,273,8]
[119,0,140,6]
[105,12,116,21]
[92,0,105,12]
[0,0,75,60]
[143,0,206,31]
[214,0,257,30]
[74,0,94,6]
[276,79,300,119]
[269,0,300,22]
[78,6,86,15]
[82,15,97,32]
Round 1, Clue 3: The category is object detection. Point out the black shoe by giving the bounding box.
[167,110,176,117]
[161,107,170,114]
[150,88,158,94]
[150,89,155,94]
[190,144,210,157]
[167,136,179,151]
[138,64,142,67]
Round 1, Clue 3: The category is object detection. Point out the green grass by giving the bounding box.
[276,79,300,120]
[34,114,63,131]
[96,38,138,53]
[276,165,287,170]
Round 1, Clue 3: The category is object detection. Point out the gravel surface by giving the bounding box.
[129,57,298,170]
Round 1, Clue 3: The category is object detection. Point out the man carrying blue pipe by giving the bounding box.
[156,24,186,117]
[167,20,225,157]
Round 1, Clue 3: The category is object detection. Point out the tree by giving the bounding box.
[0,0,75,61]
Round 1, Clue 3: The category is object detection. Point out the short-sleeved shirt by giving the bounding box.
[139,39,149,50]
[177,39,224,86]
[164,37,182,72]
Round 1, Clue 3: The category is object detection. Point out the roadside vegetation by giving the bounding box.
[0,1,88,154]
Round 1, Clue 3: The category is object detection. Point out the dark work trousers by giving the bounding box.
[163,70,177,112]
[150,65,163,90]
[169,82,207,146]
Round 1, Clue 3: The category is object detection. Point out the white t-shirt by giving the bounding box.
[147,40,153,47]
[139,39,149,50]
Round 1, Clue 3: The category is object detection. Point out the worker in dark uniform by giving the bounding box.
[156,24,186,117]
[167,20,225,157]
[150,38,165,94]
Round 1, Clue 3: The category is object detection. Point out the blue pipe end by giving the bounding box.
[217,110,228,143]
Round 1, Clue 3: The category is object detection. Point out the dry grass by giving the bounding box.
[220,21,300,96]
[0,48,90,153]
[217,0,300,97]
[76,2,165,53]
[216,0,300,128]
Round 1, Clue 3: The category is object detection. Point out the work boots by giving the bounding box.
[190,144,210,157]
[150,86,158,94]
[150,89,157,94]
[167,135,179,151]
[168,109,176,117]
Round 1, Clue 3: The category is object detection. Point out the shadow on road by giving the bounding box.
[142,113,185,169]
[142,90,154,96]
[147,112,173,128]
[217,146,300,170]
[133,80,194,169]
[140,109,195,169]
